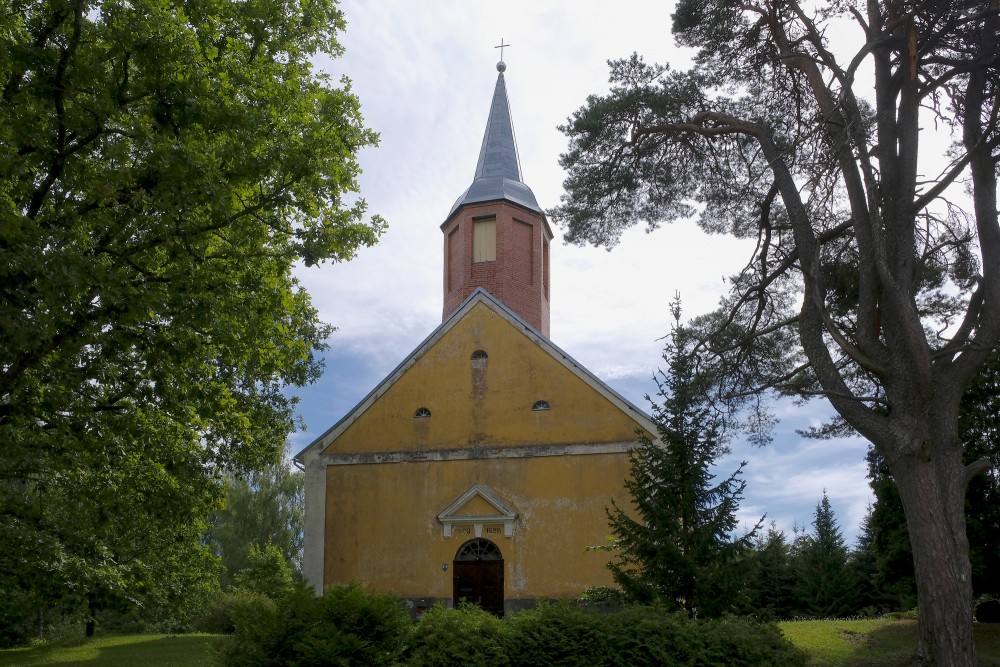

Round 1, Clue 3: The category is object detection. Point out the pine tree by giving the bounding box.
[864,353,1000,609]
[607,296,760,617]
[795,492,854,618]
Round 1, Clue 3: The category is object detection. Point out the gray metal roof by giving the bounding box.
[447,71,542,219]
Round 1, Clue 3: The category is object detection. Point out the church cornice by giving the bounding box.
[313,440,637,466]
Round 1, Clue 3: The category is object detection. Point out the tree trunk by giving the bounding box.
[892,447,976,666]
[85,595,96,638]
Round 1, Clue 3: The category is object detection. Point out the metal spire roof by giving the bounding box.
[447,63,541,219]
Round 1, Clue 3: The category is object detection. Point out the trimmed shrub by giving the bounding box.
[697,617,808,666]
[506,602,609,667]
[605,607,706,666]
[216,582,410,667]
[605,607,808,667]
[407,604,508,667]
[196,588,275,635]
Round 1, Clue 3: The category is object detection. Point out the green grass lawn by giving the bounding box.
[779,619,1000,666]
[0,634,221,667]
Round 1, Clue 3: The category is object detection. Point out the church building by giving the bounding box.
[294,60,656,615]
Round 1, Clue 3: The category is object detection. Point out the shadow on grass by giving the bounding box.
[834,620,916,667]
[0,634,221,667]
[802,620,1000,667]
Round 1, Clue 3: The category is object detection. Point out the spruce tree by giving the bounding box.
[745,524,798,619]
[845,507,894,615]
[795,492,854,618]
[607,297,760,617]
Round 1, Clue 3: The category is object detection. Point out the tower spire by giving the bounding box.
[447,62,541,218]
[442,61,553,337]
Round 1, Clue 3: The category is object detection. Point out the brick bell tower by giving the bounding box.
[441,60,553,337]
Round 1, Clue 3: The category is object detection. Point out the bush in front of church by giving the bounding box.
[604,607,808,666]
[500,603,806,667]
[216,582,411,667]
[505,602,610,667]
[407,604,509,667]
[196,588,276,635]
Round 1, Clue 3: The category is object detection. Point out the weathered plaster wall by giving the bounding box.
[321,302,641,455]
[323,452,632,600]
[315,298,650,603]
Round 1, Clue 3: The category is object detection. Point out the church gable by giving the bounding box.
[310,292,654,457]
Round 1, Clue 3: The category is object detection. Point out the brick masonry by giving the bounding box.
[442,200,552,336]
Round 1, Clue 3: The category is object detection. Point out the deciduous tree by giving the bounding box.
[1,0,382,636]
[554,1,998,662]
[208,463,305,590]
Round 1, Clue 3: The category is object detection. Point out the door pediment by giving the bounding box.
[437,484,517,538]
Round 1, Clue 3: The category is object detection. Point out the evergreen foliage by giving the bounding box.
[794,493,854,618]
[846,508,889,615]
[863,353,1000,609]
[607,297,760,616]
[408,604,509,667]
[505,602,608,667]
[744,524,798,620]
[605,607,807,667]
[215,588,807,667]
[861,453,919,612]
[956,357,1000,600]
[217,583,411,667]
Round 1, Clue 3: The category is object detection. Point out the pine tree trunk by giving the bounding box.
[892,447,976,666]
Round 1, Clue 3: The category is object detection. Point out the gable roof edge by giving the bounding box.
[293,288,656,463]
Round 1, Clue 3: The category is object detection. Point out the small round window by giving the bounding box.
[414,407,431,418]
[532,400,550,411]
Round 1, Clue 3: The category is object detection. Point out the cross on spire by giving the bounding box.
[495,38,509,61]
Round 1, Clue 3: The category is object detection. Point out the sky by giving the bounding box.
[288,0,874,543]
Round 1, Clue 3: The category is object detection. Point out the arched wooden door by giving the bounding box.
[453,538,504,616]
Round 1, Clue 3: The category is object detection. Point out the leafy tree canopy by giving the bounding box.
[0,0,383,634]
[553,1,998,663]
[208,462,304,590]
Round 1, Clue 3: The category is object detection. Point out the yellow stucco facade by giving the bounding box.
[298,291,655,613]
[321,301,643,454]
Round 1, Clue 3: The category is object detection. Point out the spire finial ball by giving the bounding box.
[496,60,506,73]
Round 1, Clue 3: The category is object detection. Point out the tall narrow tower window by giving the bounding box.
[473,216,496,262]
[543,239,550,298]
